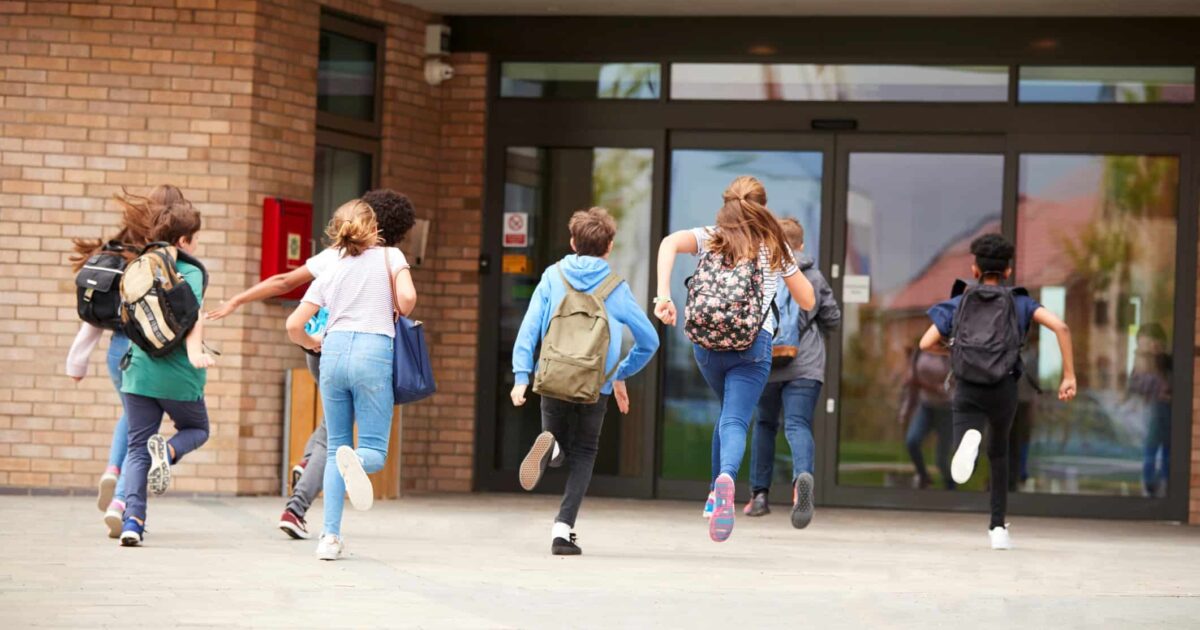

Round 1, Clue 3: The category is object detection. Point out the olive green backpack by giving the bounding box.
[532,267,623,404]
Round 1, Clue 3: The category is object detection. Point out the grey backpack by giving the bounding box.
[948,283,1025,385]
[532,268,623,404]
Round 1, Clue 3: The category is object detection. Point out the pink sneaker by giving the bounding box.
[104,500,125,539]
[709,473,736,543]
[97,467,119,512]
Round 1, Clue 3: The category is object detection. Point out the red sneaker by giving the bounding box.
[278,509,310,540]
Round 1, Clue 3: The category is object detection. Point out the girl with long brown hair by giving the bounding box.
[65,185,186,538]
[654,175,815,543]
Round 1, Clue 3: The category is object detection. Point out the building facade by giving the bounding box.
[2,1,1198,523]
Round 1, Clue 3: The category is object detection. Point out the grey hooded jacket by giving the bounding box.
[768,254,842,384]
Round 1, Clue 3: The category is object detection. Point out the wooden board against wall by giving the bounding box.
[287,368,401,500]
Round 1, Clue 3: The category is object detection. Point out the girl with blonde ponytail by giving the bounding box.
[654,175,815,543]
[286,197,418,561]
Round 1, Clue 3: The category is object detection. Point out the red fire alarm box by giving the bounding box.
[261,197,313,300]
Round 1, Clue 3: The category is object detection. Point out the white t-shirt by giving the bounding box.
[692,226,799,334]
[304,247,339,278]
[302,247,409,338]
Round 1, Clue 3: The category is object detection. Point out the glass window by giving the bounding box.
[495,146,654,477]
[1018,66,1195,104]
[318,30,378,120]
[500,62,661,99]
[312,145,372,246]
[671,64,1009,102]
[1017,154,1179,497]
[836,152,1004,491]
[662,149,824,482]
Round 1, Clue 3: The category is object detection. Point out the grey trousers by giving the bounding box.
[287,353,327,518]
[541,394,609,528]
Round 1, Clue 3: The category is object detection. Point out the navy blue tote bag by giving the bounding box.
[386,253,436,404]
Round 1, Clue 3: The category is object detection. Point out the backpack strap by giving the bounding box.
[593,272,623,301]
[175,248,209,293]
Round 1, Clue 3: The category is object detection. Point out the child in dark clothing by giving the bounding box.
[919,233,1075,550]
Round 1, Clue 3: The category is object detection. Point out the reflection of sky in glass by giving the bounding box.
[846,153,1003,295]
[500,63,660,99]
[1019,66,1195,103]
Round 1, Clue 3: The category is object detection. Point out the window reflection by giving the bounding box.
[313,145,372,246]
[1017,154,1179,497]
[495,147,654,477]
[501,63,661,99]
[837,153,1004,490]
[662,149,823,481]
[671,64,1009,102]
[1018,66,1195,104]
[317,30,377,120]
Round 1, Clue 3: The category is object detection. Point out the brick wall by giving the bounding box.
[0,0,486,496]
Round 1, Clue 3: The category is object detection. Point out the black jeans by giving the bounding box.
[123,394,210,522]
[541,395,608,528]
[952,376,1018,529]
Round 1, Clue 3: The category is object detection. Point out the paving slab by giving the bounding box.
[1,494,1198,629]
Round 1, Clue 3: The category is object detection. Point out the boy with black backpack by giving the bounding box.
[919,233,1076,550]
[117,201,214,546]
[510,207,659,556]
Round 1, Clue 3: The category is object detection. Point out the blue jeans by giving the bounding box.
[749,378,821,493]
[319,331,394,537]
[105,332,131,503]
[905,403,955,490]
[695,330,773,483]
[1142,401,1171,494]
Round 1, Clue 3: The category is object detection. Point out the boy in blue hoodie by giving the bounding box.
[510,207,659,556]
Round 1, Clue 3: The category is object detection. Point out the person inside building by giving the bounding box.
[897,345,956,491]
[206,189,415,540]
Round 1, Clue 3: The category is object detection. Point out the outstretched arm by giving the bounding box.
[1033,307,1076,401]
[207,266,315,320]
[654,230,697,325]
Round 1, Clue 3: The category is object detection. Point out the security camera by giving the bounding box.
[424,59,454,86]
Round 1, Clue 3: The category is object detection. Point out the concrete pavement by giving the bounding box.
[2,493,1198,629]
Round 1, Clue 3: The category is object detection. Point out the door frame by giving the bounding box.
[473,126,666,499]
[653,130,837,502]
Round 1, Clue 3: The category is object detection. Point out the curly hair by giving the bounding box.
[362,188,415,247]
[969,233,1014,274]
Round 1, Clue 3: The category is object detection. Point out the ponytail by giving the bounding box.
[707,175,795,271]
[326,199,379,257]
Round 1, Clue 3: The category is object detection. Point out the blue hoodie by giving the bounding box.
[513,255,659,395]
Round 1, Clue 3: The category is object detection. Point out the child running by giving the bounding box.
[510,207,659,556]
[67,185,186,537]
[654,176,815,542]
[118,200,215,546]
[919,233,1076,549]
[207,189,415,540]
[743,217,840,528]
[286,200,416,561]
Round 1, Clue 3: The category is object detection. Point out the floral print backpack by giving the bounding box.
[684,249,769,352]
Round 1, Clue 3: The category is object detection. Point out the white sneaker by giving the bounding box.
[989,524,1013,550]
[97,471,118,512]
[104,504,124,539]
[315,533,345,561]
[951,429,981,484]
[336,446,374,511]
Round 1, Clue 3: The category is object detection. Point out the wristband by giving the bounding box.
[653,296,673,305]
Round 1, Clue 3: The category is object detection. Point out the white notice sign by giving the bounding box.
[503,212,528,248]
[843,275,870,304]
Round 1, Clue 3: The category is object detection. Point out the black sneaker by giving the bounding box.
[791,472,815,529]
[551,533,581,556]
[743,490,770,517]
[519,431,557,491]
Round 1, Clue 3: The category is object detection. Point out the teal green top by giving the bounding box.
[121,260,207,401]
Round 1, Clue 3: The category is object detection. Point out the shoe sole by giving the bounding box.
[119,532,141,547]
[791,473,815,530]
[337,446,373,511]
[279,519,311,540]
[519,432,555,492]
[147,435,171,496]
[105,510,122,539]
[951,429,982,484]
[709,475,735,543]
[552,546,582,556]
[97,475,117,512]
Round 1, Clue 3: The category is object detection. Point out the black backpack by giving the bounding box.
[74,241,129,331]
[948,281,1028,385]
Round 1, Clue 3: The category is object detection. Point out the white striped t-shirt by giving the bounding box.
[302,247,409,338]
[692,226,799,334]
